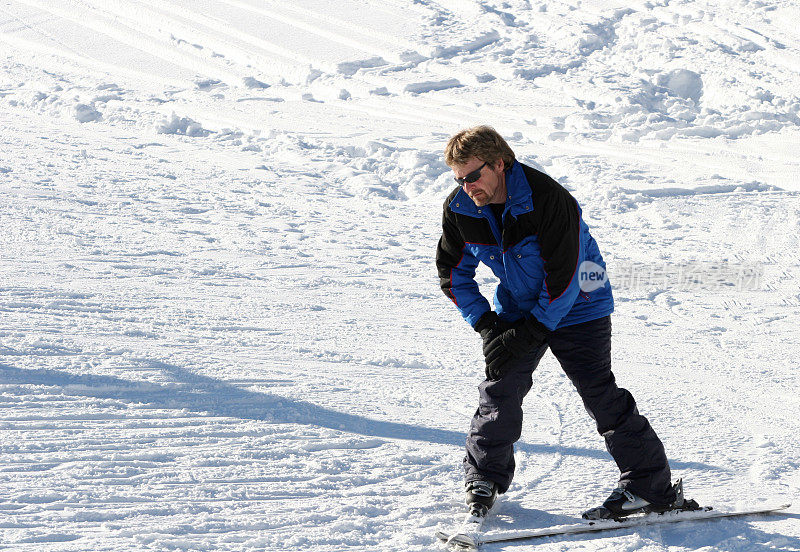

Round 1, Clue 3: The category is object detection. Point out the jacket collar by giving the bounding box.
[449,161,533,217]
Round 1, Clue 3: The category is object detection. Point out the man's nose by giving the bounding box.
[463,178,480,191]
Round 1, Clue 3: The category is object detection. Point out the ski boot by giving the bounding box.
[583,479,700,520]
[465,480,497,517]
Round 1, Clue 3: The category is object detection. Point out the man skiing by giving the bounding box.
[435,126,687,521]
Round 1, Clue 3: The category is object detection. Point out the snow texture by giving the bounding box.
[1,0,799,551]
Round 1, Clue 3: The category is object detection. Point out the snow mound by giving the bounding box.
[156,114,211,137]
[242,77,270,90]
[403,79,462,94]
[73,104,102,123]
[658,69,703,102]
[331,141,450,200]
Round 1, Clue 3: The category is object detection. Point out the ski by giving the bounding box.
[436,503,790,549]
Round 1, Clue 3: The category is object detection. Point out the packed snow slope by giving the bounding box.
[1,1,799,551]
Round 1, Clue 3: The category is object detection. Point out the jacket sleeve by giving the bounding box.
[530,186,584,330]
[436,205,491,328]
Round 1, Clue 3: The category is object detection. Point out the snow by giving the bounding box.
[1,0,799,551]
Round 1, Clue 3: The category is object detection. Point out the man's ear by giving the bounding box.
[495,159,505,172]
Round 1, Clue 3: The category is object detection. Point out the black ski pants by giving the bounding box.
[464,315,676,505]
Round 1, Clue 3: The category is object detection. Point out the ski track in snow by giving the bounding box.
[1,0,800,550]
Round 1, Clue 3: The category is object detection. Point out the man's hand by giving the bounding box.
[483,317,549,380]
[474,311,503,356]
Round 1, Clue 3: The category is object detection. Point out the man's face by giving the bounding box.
[453,157,504,207]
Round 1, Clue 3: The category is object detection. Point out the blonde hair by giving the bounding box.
[444,126,516,170]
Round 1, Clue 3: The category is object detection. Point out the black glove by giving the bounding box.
[482,317,549,381]
[474,311,503,354]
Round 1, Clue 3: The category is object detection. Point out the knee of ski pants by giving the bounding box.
[591,387,640,435]
[472,401,524,445]
[477,371,532,415]
[472,382,530,443]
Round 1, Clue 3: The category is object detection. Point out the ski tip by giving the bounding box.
[435,530,479,550]
[750,502,791,511]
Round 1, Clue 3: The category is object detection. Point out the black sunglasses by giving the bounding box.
[454,162,488,186]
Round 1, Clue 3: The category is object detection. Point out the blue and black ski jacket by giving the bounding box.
[436,161,614,331]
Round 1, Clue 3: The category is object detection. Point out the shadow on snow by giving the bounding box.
[0,361,722,472]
